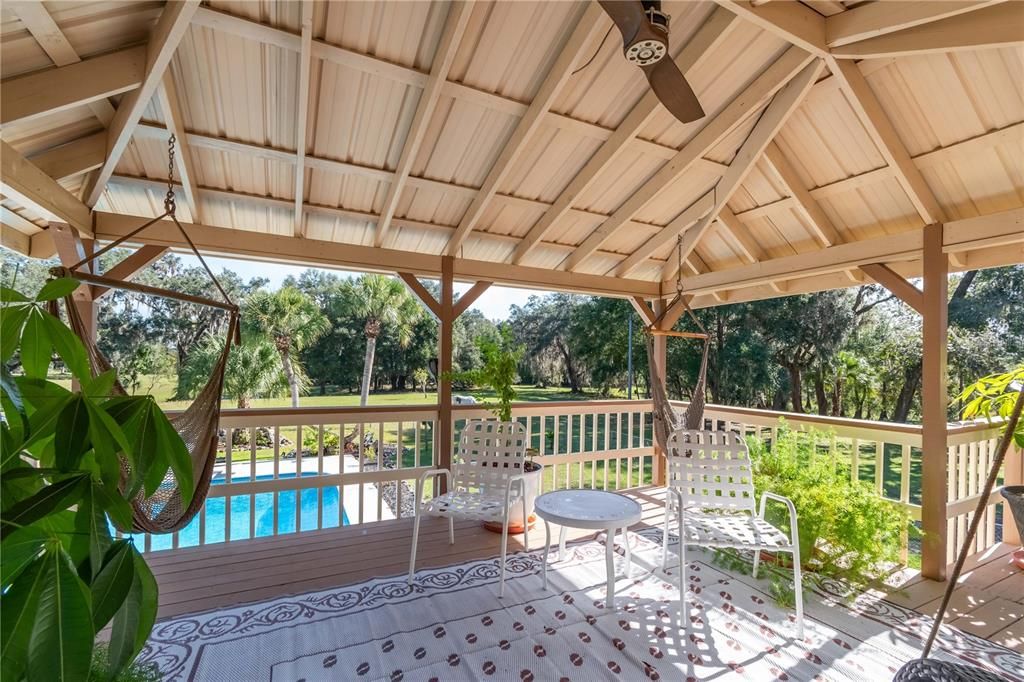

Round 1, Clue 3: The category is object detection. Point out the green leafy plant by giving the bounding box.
[446,327,524,423]
[2,279,193,682]
[715,422,913,597]
[957,365,1024,446]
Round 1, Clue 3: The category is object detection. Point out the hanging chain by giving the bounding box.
[676,234,684,298]
[164,134,177,216]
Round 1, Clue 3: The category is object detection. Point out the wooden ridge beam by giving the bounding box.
[562,45,814,273]
[293,1,313,237]
[1,141,92,236]
[85,0,200,207]
[831,3,1023,59]
[763,141,842,246]
[376,2,472,248]
[5,1,117,124]
[154,74,202,222]
[508,7,736,265]
[93,245,168,300]
[91,212,661,299]
[859,262,924,314]
[398,273,441,320]
[1,45,145,127]
[666,59,825,280]
[714,0,828,56]
[453,281,492,318]
[825,0,1002,48]
[445,3,607,256]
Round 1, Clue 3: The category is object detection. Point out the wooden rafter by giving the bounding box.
[5,1,117,124]
[85,0,200,207]
[154,73,202,222]
[612,191,716,278]
[828,58,945,226]
[826,0,1002,47]
[1,46,145,127]
[830,3,1024,59]
[714,0,828,56]
[664,60,825,281]
[293,1,314,238]
[444,3,607,256]
[763,141,842,246]
[26,133,106,182]
[858,262,924,314]
[508,7,736,265]
[376,2,473,248]
[93,245,169,300]
[1,141,92,236]
[561,46,813,273]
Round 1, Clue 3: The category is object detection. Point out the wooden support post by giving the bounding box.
[437,256,455,493]
[50,223,96,389]
[921,223,948,581]
[652,299,668,487]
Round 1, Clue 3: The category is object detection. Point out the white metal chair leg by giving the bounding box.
[622,527,632,578]
[752,545,761,579]
[448,516,454,545]
[499,513,510,598]
[792,548,804,639]
[542,519,551,590]
[408,512,422,585]
[678,508,687,625]
[522,497,529,552]
[661,504,670,572]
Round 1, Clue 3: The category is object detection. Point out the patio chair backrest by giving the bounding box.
[666,429,755,513]
[453,420,529,494]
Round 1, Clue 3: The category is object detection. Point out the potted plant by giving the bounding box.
[447,328,542,534]
[958,366,1024,570]
[1,279,193,681]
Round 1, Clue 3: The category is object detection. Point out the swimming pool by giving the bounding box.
[137,472,350,552]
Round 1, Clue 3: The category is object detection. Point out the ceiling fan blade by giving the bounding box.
[641,57,705,124]
[598,0,647,48]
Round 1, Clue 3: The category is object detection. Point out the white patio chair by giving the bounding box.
[662,429,804,637]
[408,419,529,597]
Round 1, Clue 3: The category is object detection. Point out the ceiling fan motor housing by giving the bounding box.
[625,7,669,66]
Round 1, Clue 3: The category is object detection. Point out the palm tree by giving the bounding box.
[352,275,421,406]
[180,335,287,408]
[245,287,329,407]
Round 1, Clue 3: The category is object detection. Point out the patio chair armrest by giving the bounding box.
[758,491,800,544]
[415,468,451,506]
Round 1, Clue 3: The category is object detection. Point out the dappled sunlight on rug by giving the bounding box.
[140,528,1022,681]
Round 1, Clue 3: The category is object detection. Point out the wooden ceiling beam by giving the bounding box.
[763,141,841,246]
[397,273,441,320]
[508,7,737,265]
[716,206,766,263]
[85,0,200,207]
[713,0,828,56]
[1,224,31,256]
[830,3,1024,59]
[293,2,314,237]
[1,140,92,237]
[90,212,661,299]
[92,245,168,300]
[858,262,924,314]
[665,60,824,281]
[5,1,117,125]
[826,0,1002,48]
[562,46,814,273]
[828,58,945,226]
[1,45,145,127]
[154,73,202,222]
[444,3,608,256]
[376,2,473,248]
[612,191,716,277]
[26,133,106,181]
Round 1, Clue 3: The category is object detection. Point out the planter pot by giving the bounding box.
[1002,486,1024,569]
[483,460,543,535]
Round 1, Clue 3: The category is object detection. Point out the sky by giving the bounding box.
[184,255,544,321]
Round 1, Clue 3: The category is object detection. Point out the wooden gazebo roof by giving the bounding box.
[1,0,1022,305]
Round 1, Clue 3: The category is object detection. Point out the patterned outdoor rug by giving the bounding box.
[140,528,1023,681]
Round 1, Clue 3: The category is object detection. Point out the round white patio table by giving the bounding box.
[535,489,643,608]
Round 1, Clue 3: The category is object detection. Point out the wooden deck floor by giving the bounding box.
[147,487,1023,653]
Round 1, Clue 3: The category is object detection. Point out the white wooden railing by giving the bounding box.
[138,400,1016,566]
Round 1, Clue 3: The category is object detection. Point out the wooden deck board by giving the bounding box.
[149,486,1023,651]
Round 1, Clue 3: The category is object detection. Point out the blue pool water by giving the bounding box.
[138,472,350,552]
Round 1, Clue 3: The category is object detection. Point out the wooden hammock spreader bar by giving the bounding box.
[647,329,708,339]
[50,266,238,313]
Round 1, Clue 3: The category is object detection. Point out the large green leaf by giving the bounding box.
[27,547,93,682]
[35,278,79,302]
[90,540,135,633]
[55,396,91,471]
[84,369,118,400]
[19,309,52,379]
[0,304,30,362]
[153,406,192,506]
[96,482,133,532]
[1,365,26,425]
[107,548,157,678]
[0,525,48,587]
[0,553,47,682]
[40,310,91,382]
[0,287,30,303]
[69,484,111,582]
[1,474,88,539]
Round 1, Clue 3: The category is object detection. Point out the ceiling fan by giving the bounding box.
[597,0,705,124]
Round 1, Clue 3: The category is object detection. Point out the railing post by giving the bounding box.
[921,223,948,581]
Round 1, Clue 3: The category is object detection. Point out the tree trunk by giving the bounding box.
[785,363,804,413]
[360,335,377,406]
[238,395,251,409]
[280,348,300,408]
[814,375,828,415]
[831,372,842,416]
[554,337,582,392]
[892,360,922,423]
